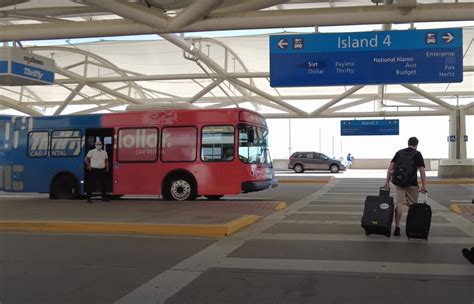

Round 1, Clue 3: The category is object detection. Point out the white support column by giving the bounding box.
[439,108,473,177]
[459,109,467,160]
[448,108,467,160]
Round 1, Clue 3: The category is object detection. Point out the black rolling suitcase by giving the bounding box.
[406,192,432,240]
[361,188,394,238]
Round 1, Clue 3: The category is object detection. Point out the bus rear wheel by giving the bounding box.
[50,174,79,199]
[163,175,196,201]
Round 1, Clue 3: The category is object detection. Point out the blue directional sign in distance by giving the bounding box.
[270,28,463,87]
[341,120,399,136]
[0,61,7,74]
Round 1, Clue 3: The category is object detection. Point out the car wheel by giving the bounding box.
[294,164,304,173]
[330,164,339,173]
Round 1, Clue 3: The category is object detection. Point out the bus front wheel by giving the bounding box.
[163,175,196,201]
[50,174,79,199]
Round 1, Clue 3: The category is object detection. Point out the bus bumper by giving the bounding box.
[241,178,278,193]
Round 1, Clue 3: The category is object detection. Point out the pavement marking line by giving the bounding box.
[278,179,332,184]
[257,233,474,245]
[424,193,474,237]
[219,258,474,277]
[114,269,202,304]
[0,216,261,237]
[114,181,336,304]
[442,212,474,237]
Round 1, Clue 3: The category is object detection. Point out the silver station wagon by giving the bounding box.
[288,151,346,173]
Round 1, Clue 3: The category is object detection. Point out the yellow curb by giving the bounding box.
[275,201,287,210]
[225,215,261,235]
[450,204,462,214]
[0,216,262,237]
[425,179,474,184]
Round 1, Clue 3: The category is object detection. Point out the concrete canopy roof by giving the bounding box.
[0,0,473,118]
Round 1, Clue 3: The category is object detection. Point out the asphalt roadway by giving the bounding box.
[0,170,473,304]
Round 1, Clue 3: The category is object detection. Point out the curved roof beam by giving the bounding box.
[56,67,142,105]
[89,0,305,115]
[28,46,147,99]
[0,95,42,116]
[192,37,260,108]
[2,3,474,40]
[196,37,256,86]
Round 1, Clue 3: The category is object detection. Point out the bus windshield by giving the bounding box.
[238,124,270,164]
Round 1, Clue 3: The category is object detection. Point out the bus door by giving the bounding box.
[84,129,114,193]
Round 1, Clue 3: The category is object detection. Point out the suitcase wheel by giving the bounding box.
[365,232,370,236]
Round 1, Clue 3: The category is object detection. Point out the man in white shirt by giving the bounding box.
[85,140,109,203]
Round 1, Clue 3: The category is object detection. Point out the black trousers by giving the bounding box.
[87,168,107,199]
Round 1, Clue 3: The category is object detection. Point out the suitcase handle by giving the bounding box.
[379,186,390,196]
[417,191,428,204]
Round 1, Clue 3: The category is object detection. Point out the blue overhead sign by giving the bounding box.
[11,62,54,83]
[341,120,399,136]
[270,28,463,87]
[0,48,55,86]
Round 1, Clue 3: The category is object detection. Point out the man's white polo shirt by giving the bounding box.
[87,149,108,169]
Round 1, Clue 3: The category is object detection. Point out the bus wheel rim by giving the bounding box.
[171,180,191,200]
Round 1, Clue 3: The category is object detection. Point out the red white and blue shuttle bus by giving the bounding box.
[0,108,277,200]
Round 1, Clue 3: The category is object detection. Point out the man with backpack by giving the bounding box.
[383,137,427,236]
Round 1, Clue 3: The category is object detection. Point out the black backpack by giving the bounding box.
[391,149,418,187]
